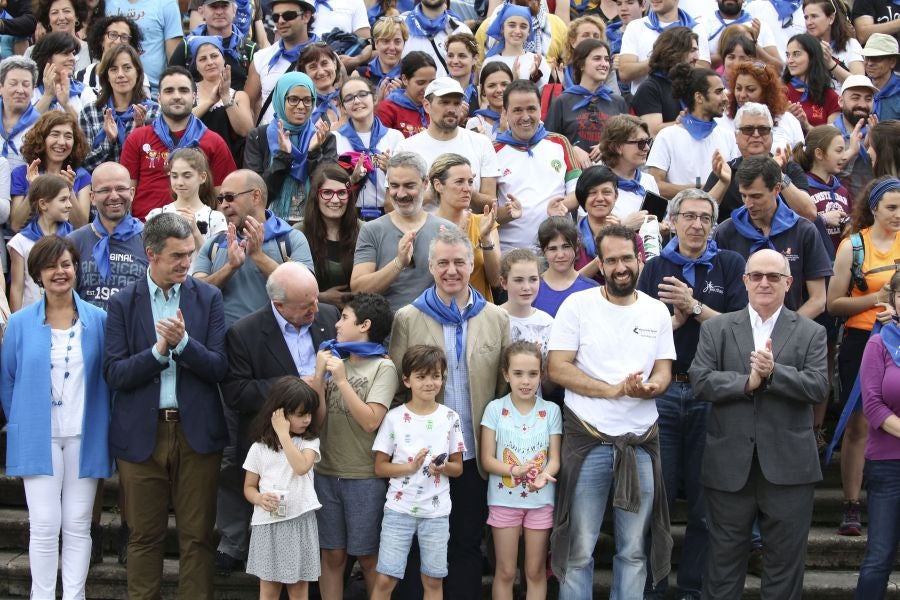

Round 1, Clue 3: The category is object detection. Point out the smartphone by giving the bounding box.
[641,191,669,222]
[432,453,448,467]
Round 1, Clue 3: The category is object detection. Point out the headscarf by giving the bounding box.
[485,4,535,57]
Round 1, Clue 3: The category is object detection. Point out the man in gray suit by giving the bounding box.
[689,248,828,599]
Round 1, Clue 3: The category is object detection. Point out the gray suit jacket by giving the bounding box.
[688,306,828,492]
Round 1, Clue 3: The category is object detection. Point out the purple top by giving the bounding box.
[861,334,900,461]
[532,275,598,317]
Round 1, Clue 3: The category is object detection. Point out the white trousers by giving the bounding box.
[22,435,98,600]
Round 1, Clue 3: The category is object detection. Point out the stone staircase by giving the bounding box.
[0,425,896,598]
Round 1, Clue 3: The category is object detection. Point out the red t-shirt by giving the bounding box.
[374,99,429,138]
[120,125,237,220]
[786,85,841,128]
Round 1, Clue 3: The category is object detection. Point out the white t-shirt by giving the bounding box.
[508,308,554,360]
[145,203,227,243]
[646,121,736,187]
[333,125,404,211]
[8,233,40,309]
[252,44,293,125]
[401,13,472,78]
[611,170,660,220]
[372,403,466,518]
[50,324,84,438]
[396,127,501,194]
[745,0,806,57]
[495,134,580,253]
[243,436,322,525]
[705,10,777,57]
[311,0,369,35]
[481,53,551,92]
[620,15,712,94]
[831,38,864,89]
[548,288,676,435]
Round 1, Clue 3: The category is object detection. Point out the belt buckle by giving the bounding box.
[161,408,179,422]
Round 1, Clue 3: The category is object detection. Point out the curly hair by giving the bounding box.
[21,111,87,167]
[598,113,649,168]
[802,0,855,53]
[647,26,697,76]
[728,60,788,119]
[33,0,89,34]
[564,15,606,65]
[95,44,147,107]
[30,31,81,76]
[86,15,141,62]
[302,162,359,287]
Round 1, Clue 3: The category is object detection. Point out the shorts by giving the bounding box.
[487,504,555,530]
[314,475,386,556]
[375,509,449,579]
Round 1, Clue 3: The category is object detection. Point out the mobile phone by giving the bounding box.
[640,191,669,222]
[432,453,448,466]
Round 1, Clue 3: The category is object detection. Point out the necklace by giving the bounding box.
[49,312,78,407]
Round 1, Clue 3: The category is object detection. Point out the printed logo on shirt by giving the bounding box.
[703,281,725,295]
[142,144,169,169]
[632,325,659,338]
[502,167,512,177]
[550,159,562,173]
[782,247,800,263]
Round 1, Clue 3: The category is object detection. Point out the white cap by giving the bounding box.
[840,74,879,95]
[424,77,465,98]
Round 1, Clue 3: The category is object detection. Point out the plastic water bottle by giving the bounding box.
[640,215,661,260]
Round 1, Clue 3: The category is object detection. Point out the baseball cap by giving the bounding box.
[202,0,234,5]
[861,33,900,58]
[424,77,465,98]
[840,74,879,95]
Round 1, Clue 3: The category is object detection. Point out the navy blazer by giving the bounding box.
[104,275,229,463]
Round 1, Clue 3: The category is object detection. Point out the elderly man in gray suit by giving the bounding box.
[689,248,828,600]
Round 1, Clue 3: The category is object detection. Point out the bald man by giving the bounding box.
[69,162,148,311]
[218,262,338,571]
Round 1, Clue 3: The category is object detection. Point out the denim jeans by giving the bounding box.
[856,459,900,599]
[560,444,654,600]
[645,382,708,599]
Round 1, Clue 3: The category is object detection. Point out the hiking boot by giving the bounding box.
[838,500,862,536]
[815,426,828,455]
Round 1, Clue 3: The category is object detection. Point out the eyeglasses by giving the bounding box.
[272,10,300,21]
[216,189,254,204]
[674,212,713,225]
[737,125,772,137]
[377,15,404,22]
[286,95,314,107]
[105,31,132,43]
[745,271,789,283]
[623,138,653,150]
[318,188,350,201]
[93,186,132,196]
[341,89,372,104]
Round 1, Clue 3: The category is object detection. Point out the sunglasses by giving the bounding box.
[745,272,789,283]
[737,125,772,136]
[272,10,300,21]
[623,137,653,150]
[216,189,254,204]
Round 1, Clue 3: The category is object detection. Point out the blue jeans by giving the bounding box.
[646,382,708,599]
[560,444,654,600]
[856,459,900,599]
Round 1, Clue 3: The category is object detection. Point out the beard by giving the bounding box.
[717,0,742,17]
[604,268,638,297]
[843,106,871,126]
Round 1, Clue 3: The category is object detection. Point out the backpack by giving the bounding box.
[206,230,292,263]
[847,232,900,294]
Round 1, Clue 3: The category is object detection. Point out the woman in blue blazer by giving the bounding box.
[0,235,111,600]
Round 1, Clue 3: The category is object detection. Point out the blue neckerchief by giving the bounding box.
[659,237,718,287]
[875,74,900,116]
[267,36,318,70]
[563,84,613,111]
[495,123,549,156]
[472,107,501,133]
[486,4,535,57]
[152,113,208,151]
[645,8,696,34]
[91,215,143,280]
[464,74,478,108]
[406,5,449,37]
[367,1,382,26]
[233,0,252,37]
[790,76,809,102]
[316,0,333,10]
[770,0,801,23]
[563,64,575,88]
[606,20,624,54]
[266,72,318,182]
[219,209,292,247]
[0,9,8,18]
[578,216,597,258]
[93,98,153,149]
[387,88,427,126]
[318,339,387,358]
[188,26,242,63]
[730,198,800,251]
[680,112,717,141]
[834,115,869,165]
[411,285,487,360]
[36,79,84,109]
[20,218,73,242]
[366,56,400,86]
[880,322,900,367]
[0,100,38,156]
[709,10,752,41]
[617,172,646,198]
[337,116,388,187]
[806,173,841,203]
[311,89,339,123]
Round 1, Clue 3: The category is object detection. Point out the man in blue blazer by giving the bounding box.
[104,212,228,600]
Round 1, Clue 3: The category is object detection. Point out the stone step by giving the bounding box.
[0,550,892,599]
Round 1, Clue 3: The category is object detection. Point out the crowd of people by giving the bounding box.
[0,0,900,598]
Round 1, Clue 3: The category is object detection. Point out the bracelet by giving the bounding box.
[393,257,405,272]
[828,62,838,72]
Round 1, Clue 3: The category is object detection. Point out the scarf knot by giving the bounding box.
[91,216,143,280]
[680,112,717,141]
[411,285,487,360]
[20,218,73,242]
[659,237,718,287]
[337,117,388,187]
[731,198,799,251]
[495,124,549,156]
[0,100,38,156]
[806,173,841,203]
[406,5,449,37]
[617,173,647,198]
[387,88,428,126]
[645,8,696,34]
[152,114,208,151]
[318,339,387,358]
[563,84,613,111]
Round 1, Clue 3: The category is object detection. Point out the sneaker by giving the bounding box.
[815,426,828,455]
[215,551,243,576]
[838,500,862,536]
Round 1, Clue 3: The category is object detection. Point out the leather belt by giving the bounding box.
[158,409,180,422]
[673,373,690,383]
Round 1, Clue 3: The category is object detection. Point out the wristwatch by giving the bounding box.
[691,301,703,316]
[781,173,792,188]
